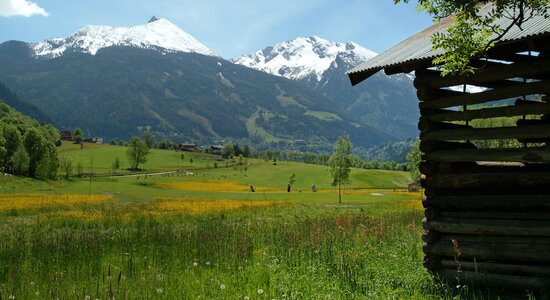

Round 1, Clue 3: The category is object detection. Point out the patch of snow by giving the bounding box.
[232,36,377,81]
[31,17,215,58]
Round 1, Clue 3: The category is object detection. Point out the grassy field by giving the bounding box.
[0,143,540,299]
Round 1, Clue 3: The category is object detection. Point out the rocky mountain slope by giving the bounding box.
[233,36,420,139]
[0,17,421,151]
[0,18,394,149]
[32,17,215,58]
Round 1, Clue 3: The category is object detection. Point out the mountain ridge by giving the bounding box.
[0,17,419,152]
[233,36,377,81]
[31,17,215,58]
[233,36,420,140]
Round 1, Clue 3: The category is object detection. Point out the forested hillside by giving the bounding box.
[0,84,59,178]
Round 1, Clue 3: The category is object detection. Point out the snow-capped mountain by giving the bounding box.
[234,36,420,140]
[31,16,215,58]
[233,36,377,81]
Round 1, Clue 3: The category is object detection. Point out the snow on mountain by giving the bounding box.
[31,16,215,58]
[232,36,377,81]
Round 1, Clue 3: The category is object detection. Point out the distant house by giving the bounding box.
[60,130,73,141]
[84,137,103,144]
[210,145,223,156]
[179,143,197,152]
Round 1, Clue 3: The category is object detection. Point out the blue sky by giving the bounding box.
[0,0,433,58]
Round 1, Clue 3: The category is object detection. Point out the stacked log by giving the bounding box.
[414,44,550,289]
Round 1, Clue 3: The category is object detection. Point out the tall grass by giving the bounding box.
[0,197,451,299]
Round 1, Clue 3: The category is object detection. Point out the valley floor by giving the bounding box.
[0,144,543,299]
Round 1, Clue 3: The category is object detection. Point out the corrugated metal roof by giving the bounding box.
[347,5,550,85]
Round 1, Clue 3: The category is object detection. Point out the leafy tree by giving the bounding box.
[73,128,84,144]
[0,135,6,172]
[329,135,352,204]
[143,130,156,148]
[158,139,172,149]
[222,143,235,159]
[60,156,73,180]
[36,144,59,180]
[288,173,296,192]
[76,162,83,177]
[23,128,46,178]
[407,140,421,183]
[126,136,149,170]
[1,124,22,172]
[112,156,121,171]
[395,1,549,75]
[10,146,29,176]
[242,144,251,157]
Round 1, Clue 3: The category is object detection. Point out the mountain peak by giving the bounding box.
[31,17,215,58]
[232,36,377,81]
[148,16,160,23]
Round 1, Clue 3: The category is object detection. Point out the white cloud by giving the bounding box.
[0,0,49,17]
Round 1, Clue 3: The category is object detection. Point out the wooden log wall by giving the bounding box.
[414,39,550,289]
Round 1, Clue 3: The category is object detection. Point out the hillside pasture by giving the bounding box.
[1,143,513,299]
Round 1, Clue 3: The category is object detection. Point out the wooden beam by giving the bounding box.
[439,234,550,246]
[423,218,550,237]
[420,141,477,153]
[423,146,550,163]
[425,195,550,210]
[436,269,550,289]
[421,124,550,141]
[420,80,550,109]
[439,260,550,276]
[424,239,550,262]
[414,58,550,89]
[418,120,472,132]
[441,211,550,220]
[417,87,465,102]
[426,102,550,122]
[425,172,550,189]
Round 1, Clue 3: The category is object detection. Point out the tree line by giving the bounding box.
[248,149,408,172]
[0,101,60,179]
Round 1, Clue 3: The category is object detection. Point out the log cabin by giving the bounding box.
[347,5,550,289]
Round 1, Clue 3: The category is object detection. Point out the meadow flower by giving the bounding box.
[193,262,198,267]
[8,295,14,299]
[220,284,225,290]
[206,261,211,266]
[85,296,91,300]
[35,291,39,296]
[156,288,163,294]
[257,289,264,295]
[244,297,250,300]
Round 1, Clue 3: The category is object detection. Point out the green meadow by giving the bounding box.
[0,143,536,299]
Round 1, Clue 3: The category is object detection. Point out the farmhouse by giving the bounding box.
[60,130,73,141]
[210,145,223,155]
[179,143,198,152]
[84,137,104,144]
[348,6,549,289]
